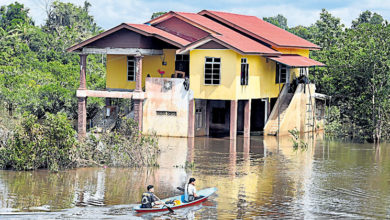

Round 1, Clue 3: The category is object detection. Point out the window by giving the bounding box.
[300,67,308,76]
[127,56,136,81]
[204,57,221,85]
[275,63,287,83]
[241,58,249,85]
[156,111,177,116]
[176,54,189,61]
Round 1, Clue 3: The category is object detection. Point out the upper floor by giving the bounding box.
[68,10,324,100]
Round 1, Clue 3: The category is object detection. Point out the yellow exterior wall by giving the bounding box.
[236,55,280,99]
[190,49,282,100]
[189,49,238,100]
[106,49,176,90]
[272,47,310,57]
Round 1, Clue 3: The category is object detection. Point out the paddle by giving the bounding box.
[177,187,185,192]
[154,195,174,213]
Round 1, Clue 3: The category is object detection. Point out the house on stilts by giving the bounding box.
[67,10,329,139]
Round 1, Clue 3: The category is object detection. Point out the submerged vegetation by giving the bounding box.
[0,108,159,171]
[288,128,308,151]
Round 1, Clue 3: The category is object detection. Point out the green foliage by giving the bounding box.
[151,12,167,20]
[0,1,105,120]
[0,2,34,30]
[288,128,308,151]
[78,117,160,167]
[263,14,288,30]
[0,112,77,171]
[352,10,384,28]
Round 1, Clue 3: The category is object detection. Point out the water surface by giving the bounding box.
[0,134,390,219]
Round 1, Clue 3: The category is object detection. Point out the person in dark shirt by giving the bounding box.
[141,185,162,208]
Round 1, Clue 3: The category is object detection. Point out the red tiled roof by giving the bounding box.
[199,10,320,50]
[267,54,325,67]
[126,23,190,46]
[171,12,280,55]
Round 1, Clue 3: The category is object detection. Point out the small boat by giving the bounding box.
[134,187,217,213]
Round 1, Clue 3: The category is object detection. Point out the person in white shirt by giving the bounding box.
[185,177,203,202]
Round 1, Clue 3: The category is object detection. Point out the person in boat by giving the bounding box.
[185,177,203,202]
[141,185,162,208]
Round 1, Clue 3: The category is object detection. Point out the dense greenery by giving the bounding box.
[266,10,390,143]
[0,1,159,171]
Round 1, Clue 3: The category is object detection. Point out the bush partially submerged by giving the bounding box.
[0,112,76,171]
[78,117,159,167]
[0,113,159,171]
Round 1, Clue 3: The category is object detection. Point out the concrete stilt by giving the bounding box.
[229,139,237,177]
[188,99,195,137]
[230,100,238,139]
[133,99,143,132]
[205,100,210,136]
[78,97,87,140]
[133,55,144,132]
[77,54,88,140]
[243,99,251,138]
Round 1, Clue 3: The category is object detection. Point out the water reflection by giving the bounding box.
[0,134,390,219]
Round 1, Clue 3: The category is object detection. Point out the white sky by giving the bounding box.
[2,0,390,29]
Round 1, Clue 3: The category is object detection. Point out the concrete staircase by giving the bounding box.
[90,99,134,133]
[267,93,294,136]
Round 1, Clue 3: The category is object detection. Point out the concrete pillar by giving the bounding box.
[135,55,143,92]
[229,139,237,177]
[243,99,251,138]
[79,54,87,90]
[205,100,210,136]
[230,100,238,139]
[133,99,143,132]
[78,97,87,140]
[188,99,195,137]
[186,137,194,163]
[78,54,87,140]
[243,137,250,161]
[133,55,144,131]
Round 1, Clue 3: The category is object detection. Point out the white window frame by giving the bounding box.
[127,56,136,81]
[240,58,249,86]
[204,57,221,85]
[276,63,288,84]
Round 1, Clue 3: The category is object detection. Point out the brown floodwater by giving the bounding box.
[0,134,390,219]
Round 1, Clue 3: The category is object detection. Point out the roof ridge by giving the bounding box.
[200,10,257,18]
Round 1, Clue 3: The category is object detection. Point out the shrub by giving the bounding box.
[1,112,76,171]
[77,117,159,167]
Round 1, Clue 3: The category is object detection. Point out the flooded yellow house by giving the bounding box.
[67,10,328,139]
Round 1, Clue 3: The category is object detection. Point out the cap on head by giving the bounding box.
[147,185,154,191]
[189,178,196,184]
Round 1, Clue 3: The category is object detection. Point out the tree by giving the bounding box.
[44,0,101,41]
[263,14,288,30]
[352,10,384,28]
[0,2,34,30]
[289,25,313,41]
[151,12,167,20]
[312,9,344,49]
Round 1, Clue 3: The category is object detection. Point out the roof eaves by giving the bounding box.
[67,23,128,52]
[67,23,187,52]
